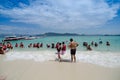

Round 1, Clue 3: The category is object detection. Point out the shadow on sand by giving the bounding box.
[55,58,71,62]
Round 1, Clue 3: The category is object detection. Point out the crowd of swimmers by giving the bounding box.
[0,39,110,55]
[0,42,13,54]
[83,40,110,51]
[14,42,43,48]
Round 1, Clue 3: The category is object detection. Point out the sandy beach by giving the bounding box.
[1,0,120,80]
[0,52,120,80]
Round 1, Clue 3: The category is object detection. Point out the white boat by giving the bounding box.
[4,36,25,41]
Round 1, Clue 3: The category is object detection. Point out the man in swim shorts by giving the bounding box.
[68,38,78,62]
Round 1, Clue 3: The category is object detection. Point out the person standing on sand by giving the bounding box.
[68,38,79,62]
[57,43,62,62]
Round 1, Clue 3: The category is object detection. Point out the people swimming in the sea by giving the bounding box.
[2,43,7,51]
[51,43,55,48]
[91,41,94,46]
[0,44,9,55]
[46,44,50,48]
[33,43,36,48]
[40,43,43,48]
[83,42,88,47]
[20,42,24,48]
[15,43,18,47]
[106,41,110,46]
[0,46,4,54]
[7,42,13,49]
[99,41,103,44]
[28,43,32,48]
[87,45,92,51]
[36,43,40,48]
[94,42,98,47]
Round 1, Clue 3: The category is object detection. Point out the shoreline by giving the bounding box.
[0,50,120,80]
[0,58,120,80]
[1,50,120,68]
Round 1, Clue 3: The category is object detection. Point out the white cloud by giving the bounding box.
[0,25,30,34]
[0,25,18,30]
[0,0,119,29]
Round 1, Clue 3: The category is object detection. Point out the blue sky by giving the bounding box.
[0,0,120,34]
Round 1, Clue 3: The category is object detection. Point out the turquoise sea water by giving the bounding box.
[1,36,120,68]
[0,36,120,52]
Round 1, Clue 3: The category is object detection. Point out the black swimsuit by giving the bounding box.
[71,49,76,55]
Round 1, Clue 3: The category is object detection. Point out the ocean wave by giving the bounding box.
[4,50,120,68]
[77,51,120,68]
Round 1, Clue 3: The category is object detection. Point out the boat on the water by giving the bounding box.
[4,36,25,41]
[3,36,38,41]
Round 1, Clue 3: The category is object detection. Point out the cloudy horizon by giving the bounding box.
[0,0,120,34]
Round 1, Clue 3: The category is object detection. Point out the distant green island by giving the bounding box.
[0,32,120,37]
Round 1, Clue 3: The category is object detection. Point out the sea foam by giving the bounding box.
[77,51,120,68]
[4,50,120,68]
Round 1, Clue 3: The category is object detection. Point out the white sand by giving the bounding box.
[0,54,120,80]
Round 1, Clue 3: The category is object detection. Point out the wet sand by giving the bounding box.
[0,54,120,80]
